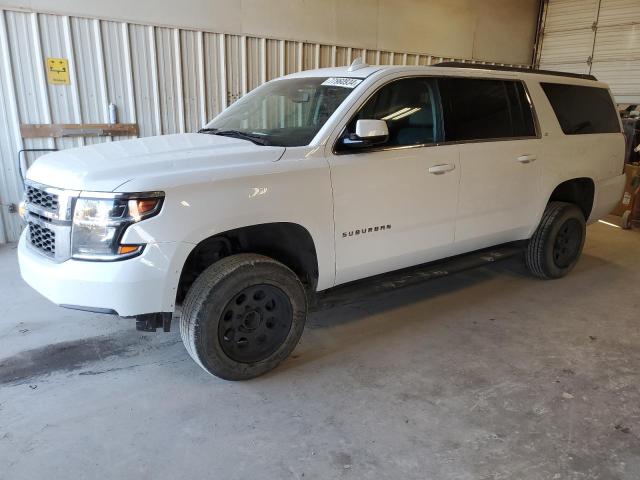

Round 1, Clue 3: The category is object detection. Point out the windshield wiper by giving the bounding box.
[210,129,271,146]
[198,127,219,134]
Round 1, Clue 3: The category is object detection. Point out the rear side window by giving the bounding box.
[540,83,620,135]
[438,78,537,142]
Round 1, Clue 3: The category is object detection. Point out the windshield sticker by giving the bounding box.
[322,77,363,88]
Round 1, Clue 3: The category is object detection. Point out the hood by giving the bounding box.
[26,133,286,191]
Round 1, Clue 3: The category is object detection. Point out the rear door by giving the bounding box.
[329,76,460,285]
[438,77,542,251]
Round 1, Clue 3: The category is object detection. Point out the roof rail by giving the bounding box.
[436,62,597,81]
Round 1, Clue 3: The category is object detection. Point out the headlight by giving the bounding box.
[71,191,164,261]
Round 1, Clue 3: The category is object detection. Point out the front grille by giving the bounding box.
[26,185,59,211]
[28,222,56,257]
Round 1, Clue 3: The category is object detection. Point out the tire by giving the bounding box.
[525,201,586,280]
[180,253,307,380]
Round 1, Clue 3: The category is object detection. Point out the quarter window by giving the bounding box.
[438,78,537,141]
[540,83,620,135]
[339,77,440,149]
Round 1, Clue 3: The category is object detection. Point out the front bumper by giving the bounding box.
[18,230,192,317]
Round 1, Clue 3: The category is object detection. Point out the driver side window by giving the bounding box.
[339,77,440,150]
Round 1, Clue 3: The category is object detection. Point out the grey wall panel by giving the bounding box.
[0,10,23,243]
[5,11,52,158]
[69,17,108,146]
[0,7,524,243]
[246,36,264,92]
[38,14,81,151]
[129,24,160,137]
[203,32,223,120]
[318,45,332,68]
[100,20,135,141]
[265,38,281,81]
[225,34,243,106]
[154,27,181,135]
[181,30,206,132]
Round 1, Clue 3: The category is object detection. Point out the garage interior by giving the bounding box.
[1,0,639,478]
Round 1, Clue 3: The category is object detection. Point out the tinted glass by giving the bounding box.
[340,77,439,148]
[439,78,536,141]
[541,83,620,135]
[207,77,356,146]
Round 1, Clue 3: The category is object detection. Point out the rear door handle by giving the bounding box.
[428,163,456,175]
[516,154,537,163]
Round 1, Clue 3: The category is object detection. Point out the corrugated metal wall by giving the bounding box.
[0,8,526,244]
[537,0,640,103]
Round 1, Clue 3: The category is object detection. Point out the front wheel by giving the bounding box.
[525,201,586,279]
[180,254,307,380]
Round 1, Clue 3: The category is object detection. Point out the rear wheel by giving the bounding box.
[525,201,586,279]
[180,254,307,380]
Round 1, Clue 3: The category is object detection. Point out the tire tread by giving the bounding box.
[525,201,583,279]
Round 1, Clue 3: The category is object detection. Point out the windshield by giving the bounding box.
[204,77,360,147]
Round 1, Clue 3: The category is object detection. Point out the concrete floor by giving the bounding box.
[1,218,639,480]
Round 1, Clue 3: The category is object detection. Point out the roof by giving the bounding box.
[279,63,605,87]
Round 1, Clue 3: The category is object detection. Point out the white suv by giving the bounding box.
[18,61,625,379]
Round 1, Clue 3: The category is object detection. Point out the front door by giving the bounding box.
[329,76,460,285]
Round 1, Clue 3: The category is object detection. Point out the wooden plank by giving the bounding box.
[20,123,139,139]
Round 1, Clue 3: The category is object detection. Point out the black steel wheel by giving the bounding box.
[552,218,583,269]
[180,254,307,380]
[218,284,293,363]
[525,201,586,279]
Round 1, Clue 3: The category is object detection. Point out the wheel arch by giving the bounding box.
[548,177,595,220]
[176,222,320,305]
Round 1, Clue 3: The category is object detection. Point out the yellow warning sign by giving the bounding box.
[46,57,70,85]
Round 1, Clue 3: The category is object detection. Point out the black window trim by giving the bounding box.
[332,75,541,156]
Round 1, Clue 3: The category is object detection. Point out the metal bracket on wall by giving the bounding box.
[20,123,139,139]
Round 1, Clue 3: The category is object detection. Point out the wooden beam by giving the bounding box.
[20,123,139,139]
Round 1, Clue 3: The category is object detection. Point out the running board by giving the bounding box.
[313,243,525,311]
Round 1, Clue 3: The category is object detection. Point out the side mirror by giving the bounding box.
[341,119,389,148]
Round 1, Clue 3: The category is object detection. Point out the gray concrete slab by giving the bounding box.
[1,218,639,479]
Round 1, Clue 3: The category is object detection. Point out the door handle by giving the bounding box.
[516,154,537,163]
[428,163,456,175]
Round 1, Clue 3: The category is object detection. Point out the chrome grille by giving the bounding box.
[26,185,59,211]
[23,181,79,262]
[28,222,56,257]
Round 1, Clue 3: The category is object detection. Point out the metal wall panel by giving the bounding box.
[39,14,82,151]
[0,10,23,243]
[155,27,182,135]
[598,0,640,25]
[5,11,53,159]
[182,30,206,132]
[542,0,599,32]
[101,20,136,141]
[0,8,522,243]
[130,24,160,138]
[203,32,224,120]
[70,17,109,145]
[538,29,594,72]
